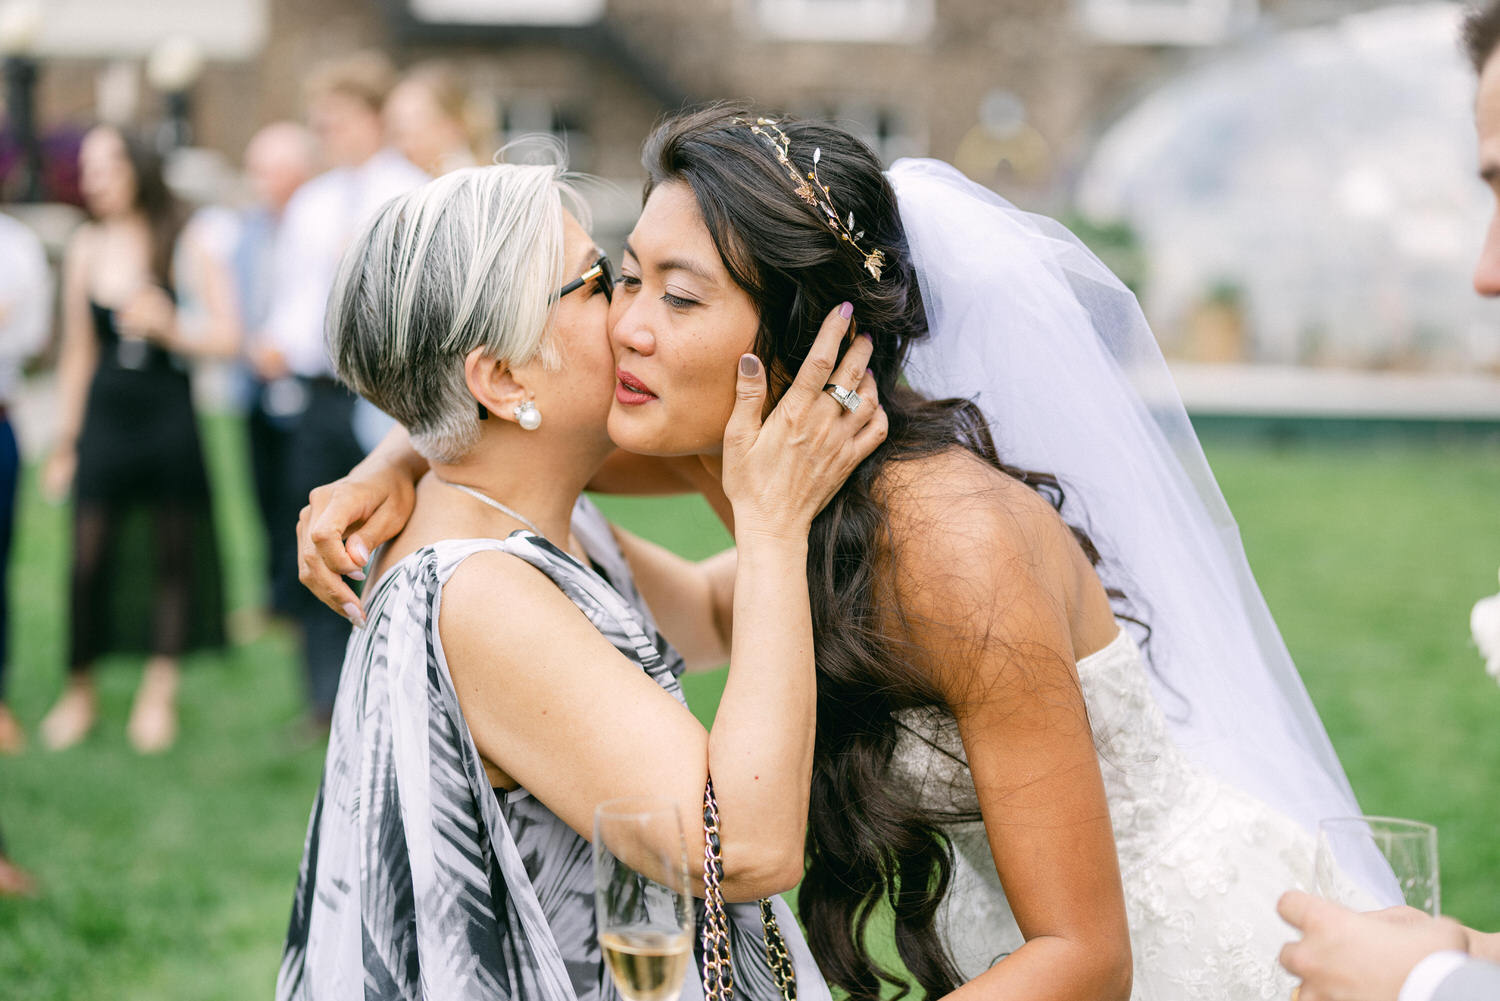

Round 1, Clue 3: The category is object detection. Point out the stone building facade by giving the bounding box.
[18,0,1395,211]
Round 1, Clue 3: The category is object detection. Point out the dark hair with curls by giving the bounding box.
[643,105,1124,999]
[86,125,185,285]
[1465,1,1500,74]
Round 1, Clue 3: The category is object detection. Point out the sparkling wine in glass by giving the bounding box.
[1315,815,1439,916]
[594,798,694,1001]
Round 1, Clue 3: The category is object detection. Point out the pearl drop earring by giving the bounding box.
[514,400,541,431]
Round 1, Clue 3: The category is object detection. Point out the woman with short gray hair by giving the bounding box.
[277,158,886,1000]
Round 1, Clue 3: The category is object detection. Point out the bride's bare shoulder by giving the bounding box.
[876,449,1116,659]
[876,448,1070,559]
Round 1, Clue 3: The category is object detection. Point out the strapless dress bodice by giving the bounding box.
[890,628,1313,999]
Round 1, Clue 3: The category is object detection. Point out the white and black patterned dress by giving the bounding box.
[277,497,828,1001]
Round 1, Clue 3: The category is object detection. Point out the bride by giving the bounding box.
[300,106,1362,1000]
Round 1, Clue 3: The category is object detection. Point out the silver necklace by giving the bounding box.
[436,477,545,538]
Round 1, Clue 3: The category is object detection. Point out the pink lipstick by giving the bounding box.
[615,369,658,405]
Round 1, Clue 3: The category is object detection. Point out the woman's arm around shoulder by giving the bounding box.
[439,542,803,902]
[881,451,1133,1001]
[438,549,764,894]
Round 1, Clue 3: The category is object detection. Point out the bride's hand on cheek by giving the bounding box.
[720,302,887,541]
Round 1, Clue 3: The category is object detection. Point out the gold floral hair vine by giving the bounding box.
[742,117,887,281]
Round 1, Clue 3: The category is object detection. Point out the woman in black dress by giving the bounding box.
[40,126,234,753]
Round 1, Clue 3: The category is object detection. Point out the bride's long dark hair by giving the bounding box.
[643,105,1122,999]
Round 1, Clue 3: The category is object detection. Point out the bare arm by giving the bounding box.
[1469,930,1500,963]
[590,450,739,668]
[297,424,431,617]
[685,306,883,892]
[160,229,243,359]
[611,526,736,673]
[442,533,799,900]
[42,231,99,501]
[892,458,1132,1001]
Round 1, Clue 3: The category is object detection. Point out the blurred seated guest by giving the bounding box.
[39,125,235,754]
[0,211,51,753]
[1277,891,1500,1001]
[233,122,315,621]
[261,52,425,727]
[0,820,36,897]
[383,61,484,178]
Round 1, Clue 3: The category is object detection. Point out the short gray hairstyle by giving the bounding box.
[327,152,588,461]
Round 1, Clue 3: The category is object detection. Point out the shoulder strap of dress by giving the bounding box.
[566,496,665,640]
[422,534,668,680]
[569,496,635,593]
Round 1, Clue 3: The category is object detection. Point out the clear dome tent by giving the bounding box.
[1077,3,1498,371]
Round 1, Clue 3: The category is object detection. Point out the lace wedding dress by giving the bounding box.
[890,627,1315,1000]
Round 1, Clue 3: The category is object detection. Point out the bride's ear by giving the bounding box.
[464,347,530,425]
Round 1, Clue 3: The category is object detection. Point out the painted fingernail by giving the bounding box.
[342,602,366,628]
[740,354,761,377]
[349,538,370,564]
[348,569,366,582]
[839,302,853,319]
[866,368,874,378]
[860,333,873,344]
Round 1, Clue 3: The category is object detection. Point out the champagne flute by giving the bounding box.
[1315,815,1439,916]
[115,283,164,370]
[594,798,694,1001]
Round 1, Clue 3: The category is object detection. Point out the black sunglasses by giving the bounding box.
[480,253,618,421]
[558,254,615,303]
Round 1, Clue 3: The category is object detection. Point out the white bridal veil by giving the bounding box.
[890,158,1361,835]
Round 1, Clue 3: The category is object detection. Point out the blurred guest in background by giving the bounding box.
[383,61,484,178]
[352,61,487,452]
[1472,0,1500,301]
[234,122,315,624]
[260,52,424,729]
[38,126,234,754]
[0,211,51,754]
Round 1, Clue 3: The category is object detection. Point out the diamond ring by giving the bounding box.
[825,383,862,414]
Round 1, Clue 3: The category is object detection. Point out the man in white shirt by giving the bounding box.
[0,212,51,754]
[0,211,51,896]
[260,52,426,726]
[1277,3,1500,998]
[235,122,316,625]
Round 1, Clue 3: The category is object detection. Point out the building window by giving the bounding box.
[750,0,933,43]
[791,101,924,165]
[406,0,604,27]
[1077,0,1256,46]
[496,97,591,170]
[20,0,266,59]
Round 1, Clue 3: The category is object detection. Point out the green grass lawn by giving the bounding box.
[0,417,1496,1000]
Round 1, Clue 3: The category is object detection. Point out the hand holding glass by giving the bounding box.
[593,798,694,1001]
[1315,815,1439,916]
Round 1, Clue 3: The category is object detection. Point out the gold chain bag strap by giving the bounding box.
[701,777,798,1001]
